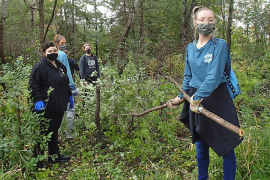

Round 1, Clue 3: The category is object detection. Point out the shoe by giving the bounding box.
[48,155,70,164]
[66,132,77,139]
[37,161,44,169]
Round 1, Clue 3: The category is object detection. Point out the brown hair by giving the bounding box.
[54,34,65,44]
[63,50,69,55]
[42,41,56,52]
[82,43,94,59]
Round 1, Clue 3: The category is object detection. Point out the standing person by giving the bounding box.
[63,50,80,82]
[54,34,78,138]
[79,43,100,85]
[29,41,73,169]
[167,6,243,180]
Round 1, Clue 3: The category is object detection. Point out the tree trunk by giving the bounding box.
[95,86,105,148]
[0,0,10,65]
[221,0,226,39]
[181,0,196,42]
[139,0,144,54]
[39,0,45,57]
[117,0,139,75]
[227,0,234,50]
[44,0,57,42]
[71,0,76,57]
[94,0,98,57]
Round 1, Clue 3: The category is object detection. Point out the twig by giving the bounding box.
[147,157,160,173]
[108,104,167,117]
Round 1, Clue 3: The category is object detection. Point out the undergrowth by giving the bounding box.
[0,55,269,179]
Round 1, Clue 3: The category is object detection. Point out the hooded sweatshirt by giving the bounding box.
[29,56,72,113]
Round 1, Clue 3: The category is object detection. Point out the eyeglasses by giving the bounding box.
[196,19,215,24]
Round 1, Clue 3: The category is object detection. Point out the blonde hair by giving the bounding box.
[192,6,215,41]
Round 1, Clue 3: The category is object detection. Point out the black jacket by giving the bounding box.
[29,57,72,113]
[68,58,79,76]
[180,83,243,156]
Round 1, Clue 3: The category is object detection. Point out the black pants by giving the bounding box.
[33,111,64,158]
[85,76,97,86]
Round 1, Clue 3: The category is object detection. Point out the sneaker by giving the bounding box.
[37,161,44,169]
[48,155,70,164]
[66,132,77,139]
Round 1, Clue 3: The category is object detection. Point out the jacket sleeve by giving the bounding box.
[79,56,85,79]
[29,64,44,103]
[95,57,100,78]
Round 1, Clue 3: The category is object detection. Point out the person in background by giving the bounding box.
[79,43,100,85]
[54,34,78,138]
[167,6,243,180]
[63,50,80,82]
[29,41,73,169]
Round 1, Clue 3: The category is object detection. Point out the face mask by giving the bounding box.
[59,44,67,51]
[196,23,215,36]
[46,53,58,61]
[85,49,91,54]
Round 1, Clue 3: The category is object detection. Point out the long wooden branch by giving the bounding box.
[165,76,244,137]
[108,77,244,137]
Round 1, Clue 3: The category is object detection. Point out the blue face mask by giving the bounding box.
[59,44,67,51]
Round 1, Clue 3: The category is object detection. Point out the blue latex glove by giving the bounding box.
[70,84,78,96]
[35,101,45,111]
[69,96,74,109]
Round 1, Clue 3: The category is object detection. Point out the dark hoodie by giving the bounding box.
[29,57,72,113]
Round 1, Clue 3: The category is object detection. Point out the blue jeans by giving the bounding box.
[195,140,236,180]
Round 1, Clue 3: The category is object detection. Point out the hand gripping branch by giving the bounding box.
[166,76,244,137]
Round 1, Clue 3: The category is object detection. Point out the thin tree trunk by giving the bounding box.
[139,0,144,54]
[39,0,45,57]
[44,0,57,42]
[221,0,226,39]
[94,0,98,57]
[227,0,234,50]
[71,0,76,57]
[0,0,9,64]
[123,0,127,25]
[269,0,270,43]
[95,85,105,148]
[117,0,139,75]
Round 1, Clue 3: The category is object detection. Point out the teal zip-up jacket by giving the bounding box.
[57,50,75,87]
[179,37,230,101]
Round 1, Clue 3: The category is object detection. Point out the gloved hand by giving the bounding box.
[190,95,203,113]
[70,84,78,96]
[35,101,45,111]
[69,96,74,109]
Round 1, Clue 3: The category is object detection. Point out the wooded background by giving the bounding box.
[1,0,269,72]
